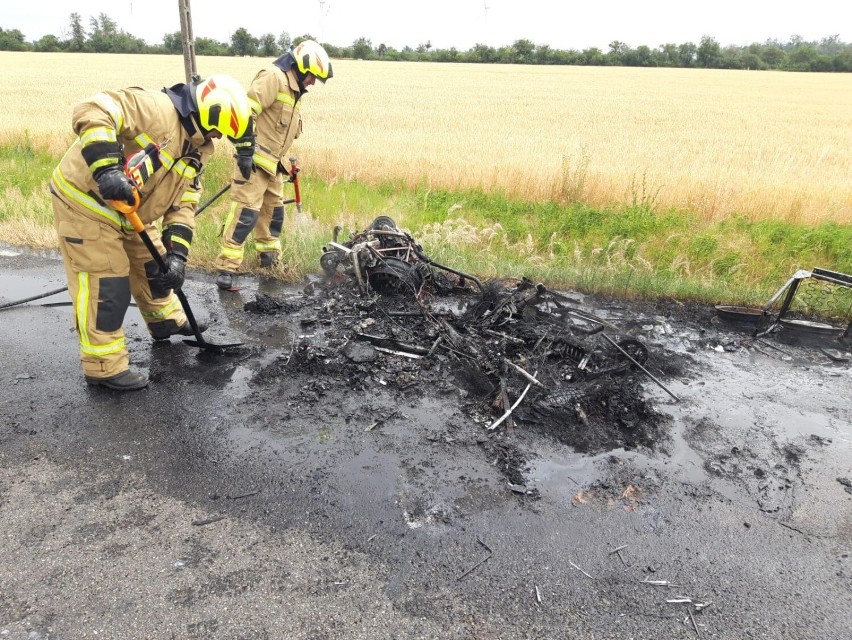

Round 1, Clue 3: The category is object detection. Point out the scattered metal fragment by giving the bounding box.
[457,538,493,581]
[601,333,679,402]
[569,561,594,580]
[355,332,430,355]
[227,490,260,500]
[534,585,543,604]
[364,410,400,432]
[608,545,628,554]
[507,482,532,495]
[641,577,680,587]
[820,348,850,362]
[374,346,424,359]
[688,606,701,638]
[484,329,526,344]
[503,358,547,388]
[574,403,590,427]
[487,375,535,431]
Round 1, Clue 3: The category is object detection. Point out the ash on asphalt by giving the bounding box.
[2,244,851,639]
[242,277,672,492]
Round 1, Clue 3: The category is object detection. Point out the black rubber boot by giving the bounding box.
[149,318,208,341]
[259,252,279,268]
[85,369,149,391]
[216,271,234,290]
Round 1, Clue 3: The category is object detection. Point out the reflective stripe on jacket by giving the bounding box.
[50,88,214,233]
[247,65,303,175]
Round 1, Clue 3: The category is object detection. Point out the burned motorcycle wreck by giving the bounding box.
[311,217,664,448]
[320,216,483,295]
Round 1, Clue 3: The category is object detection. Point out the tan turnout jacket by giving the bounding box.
[50,87,214,235]
[246,65,303,175]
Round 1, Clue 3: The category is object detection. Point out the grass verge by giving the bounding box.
[2,144,851,321]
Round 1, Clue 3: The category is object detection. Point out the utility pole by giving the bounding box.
[178,0,198,83]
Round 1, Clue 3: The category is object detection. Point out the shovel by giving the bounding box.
[112,191,243,352]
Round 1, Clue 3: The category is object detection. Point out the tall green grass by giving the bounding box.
[2,142,850,319]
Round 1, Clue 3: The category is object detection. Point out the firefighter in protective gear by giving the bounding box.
[214,40,333,290]
[50,74,252,391]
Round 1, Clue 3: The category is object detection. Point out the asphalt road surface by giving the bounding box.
[1,245,850,639]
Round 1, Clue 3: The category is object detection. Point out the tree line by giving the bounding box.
[1,12,851,72]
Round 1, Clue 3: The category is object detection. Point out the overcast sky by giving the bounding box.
[6,0,851,51]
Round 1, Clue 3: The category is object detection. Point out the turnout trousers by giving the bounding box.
[52,195,188,379]
[214,166,286,273]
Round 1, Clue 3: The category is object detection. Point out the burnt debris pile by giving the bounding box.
[249,218,669,458]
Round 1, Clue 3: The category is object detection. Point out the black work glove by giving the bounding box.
[230,129,256,180]
[153,252,187,291]
[95,165,135,205]
[236,153,255,180]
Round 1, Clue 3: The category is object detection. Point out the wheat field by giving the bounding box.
[3,52,851,223]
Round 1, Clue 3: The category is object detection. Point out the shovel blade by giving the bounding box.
[183,338,244,352]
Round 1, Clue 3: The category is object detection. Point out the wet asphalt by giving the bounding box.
[1,244,851,640]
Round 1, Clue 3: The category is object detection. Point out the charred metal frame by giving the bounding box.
[756,267,852,339]
[320,216,483,295]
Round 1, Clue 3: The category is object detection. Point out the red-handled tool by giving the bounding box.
[283,155,302,213]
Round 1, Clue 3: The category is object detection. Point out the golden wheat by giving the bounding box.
[3,52,851,223]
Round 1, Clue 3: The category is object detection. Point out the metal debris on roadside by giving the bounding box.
[457,538,493,581]
[608,545,630,567]
[245,217,672,489]
[640,577,680,587]
[687,606,702,638]
[717,266,852,349]
[507,482,533,495]
[569,561,594,580]
[191,515,226,526]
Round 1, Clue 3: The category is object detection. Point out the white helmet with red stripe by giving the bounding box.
[293,40,333,83]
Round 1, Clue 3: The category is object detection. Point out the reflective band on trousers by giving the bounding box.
[140,297,181,320]
[220,245,244,260]
[76,272,126,357]
[256,240,280,252]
